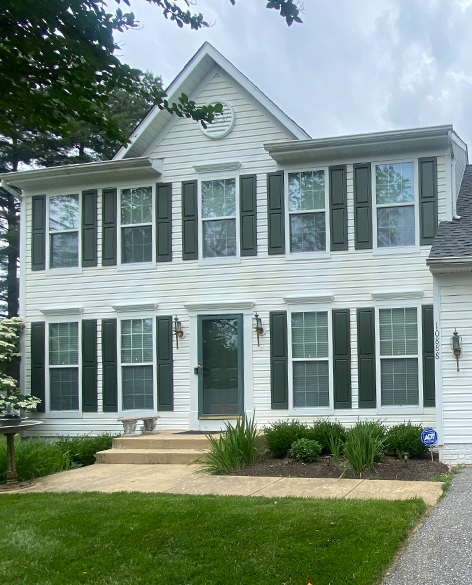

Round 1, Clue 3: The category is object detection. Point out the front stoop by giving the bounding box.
[96,431,214,464]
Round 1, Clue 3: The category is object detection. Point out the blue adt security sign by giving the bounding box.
[421,428,438,446]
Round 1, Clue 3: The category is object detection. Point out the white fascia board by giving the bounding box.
[264,125,455,164]
[115,42,310,160]
[1,157,161,192]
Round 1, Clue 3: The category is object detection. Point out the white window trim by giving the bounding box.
[287,302,334,415]
[117,183,156,270]
[374,298,423,415]
[45,314,82,418]
[198,172,241,265]
[117,314,158,416]
[45,192,82,275]
[372,158,420,255]
[284,167,331,260]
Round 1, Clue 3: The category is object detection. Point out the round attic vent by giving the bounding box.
[200,101,235,139]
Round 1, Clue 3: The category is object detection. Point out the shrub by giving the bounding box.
[0,438,70,483]
[385,422,429,459]
[263,420,308,458]
[328,433,344,461]
[195,416,260,474]
[305,419,346,454]
[290,438,322,462]
[54,434,118,466]
[343,421,386,476]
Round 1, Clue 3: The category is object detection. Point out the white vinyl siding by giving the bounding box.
[201,178,237,258]
[288,170,326,253]
[379,308,419,406]
[121,318,154,410]
[120,187,153,263]
[49,322,79,411]
[49,194,80,268]
[291,312,329,408]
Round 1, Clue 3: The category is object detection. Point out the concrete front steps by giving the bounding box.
[96,431,214,465]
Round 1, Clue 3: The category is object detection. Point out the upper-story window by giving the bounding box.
[288,170,326,253]
[375,162,415,248]
[121,187,153,263]
[201,178,237,257]
[49,194,79,268]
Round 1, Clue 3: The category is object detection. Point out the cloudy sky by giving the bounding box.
[116,0,472,148]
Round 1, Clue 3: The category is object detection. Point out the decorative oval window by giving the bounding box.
[200,101,235,139]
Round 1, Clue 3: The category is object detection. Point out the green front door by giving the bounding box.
[198,315,243,416]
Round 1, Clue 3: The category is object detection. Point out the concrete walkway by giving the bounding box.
[382,466,472,584]
[2,463,443,506]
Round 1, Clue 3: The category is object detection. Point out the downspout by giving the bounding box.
[449,130,461,220]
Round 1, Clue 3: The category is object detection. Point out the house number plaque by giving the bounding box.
[435,323,440,359]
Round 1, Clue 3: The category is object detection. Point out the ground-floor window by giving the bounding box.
[48,322,79,411]
[291,311,329,408]
[120,318,154,410]
[379,307,419,406]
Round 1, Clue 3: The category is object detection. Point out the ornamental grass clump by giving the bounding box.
[289,438,322,462]
[385,422,429,459]
[194,415,260,474]
[263,420,308,458]
[343,420,386,476]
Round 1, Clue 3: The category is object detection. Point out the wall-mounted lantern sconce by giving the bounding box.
[253,313,264,346]
[173,316,183,349]
[451,330,462,372]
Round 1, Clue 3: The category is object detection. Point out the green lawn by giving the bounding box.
[0,493,424,585]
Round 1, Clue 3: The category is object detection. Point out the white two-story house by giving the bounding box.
[3,43,472,463]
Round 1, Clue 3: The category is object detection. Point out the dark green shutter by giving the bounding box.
[31,322,45,413]
[31,195,46,271]
[182,180,198,260]
[419,157,438,245]
[354,163,373,250]
[102,318,118,412]
[240,175,257,256]
[333,309,351,408]
[330,166,348,251]
[156,183,172,262]
[270,311,288,408]
[82,319,98,412]
[157,316,173,411]
[357,308,376,408]
[422,305,435,407]
[82,189,97,267]
[102,188,117,266]
[267,172,285,255]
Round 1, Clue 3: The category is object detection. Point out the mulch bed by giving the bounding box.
[229,453,450,481]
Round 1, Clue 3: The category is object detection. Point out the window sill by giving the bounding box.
[117,262,156,272]
[45,267,82,277]
[45,411,83,419]
[377,405,422,415]
[287,251,330,261]
[289,407,334,416]
[198,256,241,267]
[373,246,419,256]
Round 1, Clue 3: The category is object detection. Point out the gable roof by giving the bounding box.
[428,165,472,270]
[114,42,310,160]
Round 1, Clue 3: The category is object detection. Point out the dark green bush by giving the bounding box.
[263,420,308,458]
[55,434,118,466]
[0,438,70,483]
[290,438,322,462]
[385,422,429,459]
[305,419,347,454]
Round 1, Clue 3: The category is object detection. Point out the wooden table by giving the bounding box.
[1,421,43,483]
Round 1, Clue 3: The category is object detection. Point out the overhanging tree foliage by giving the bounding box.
[0,0,302,144]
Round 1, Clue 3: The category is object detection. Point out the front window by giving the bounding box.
[121,187,153,263]
[375,162,415,247]
[291,311,329,408]
[201,178,236,257]
[379,308,419,406]
[49,322,79,410]
[121,318,154,410]
[288,170,326,253]
[49,194,79,268]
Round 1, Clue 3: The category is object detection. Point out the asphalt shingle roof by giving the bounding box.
[429,164,472,259]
